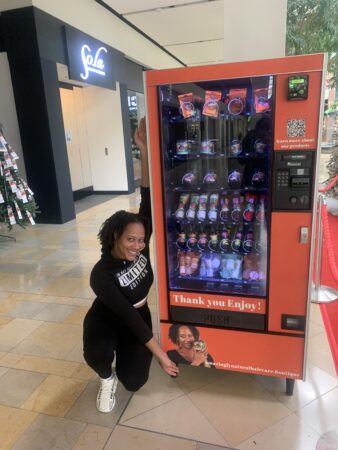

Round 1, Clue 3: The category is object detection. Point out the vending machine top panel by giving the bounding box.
[145,54,324,86]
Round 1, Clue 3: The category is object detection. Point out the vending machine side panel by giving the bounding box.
[268,212,312,334]
[146,84,169,321]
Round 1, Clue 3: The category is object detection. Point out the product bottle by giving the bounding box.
[179,251,186,276]
[253,222,267,254]
[191,253,200,275]
[205,254,213,277]
[219,224,230,252]
[231,225,243,252]
[175,226,187,250]
[175,193,190,220]
[197,193,208,221]
[219,195,230,222]
[255,195,266,222]
[199,256,207,277]
[187,225,198,251]
[197,226,208,251]
[242,226,253,253]
[208,193,219,221]
[254,195,267,253]
[231,194,242,222]
[187,114,201,141]
[208,226,219,252]
[243,194,257,222]
[186,194,199,220]
[185,251,192,276]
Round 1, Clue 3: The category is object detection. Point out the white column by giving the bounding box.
[0,53,26,177]
[0,0,32,11]
[223,0,287,62]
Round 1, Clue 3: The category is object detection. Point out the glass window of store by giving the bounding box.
[128,90,146,186]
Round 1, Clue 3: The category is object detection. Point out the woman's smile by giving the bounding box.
[113,222,145,261]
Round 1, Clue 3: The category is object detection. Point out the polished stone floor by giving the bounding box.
[0,188,337,450]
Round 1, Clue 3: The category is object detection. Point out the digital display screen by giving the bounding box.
[290,79,305,85]
[287,74,309,100]
[283,154,307,160]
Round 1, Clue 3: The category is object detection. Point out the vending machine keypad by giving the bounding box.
[276,171,289,187]
[273,151,314,211]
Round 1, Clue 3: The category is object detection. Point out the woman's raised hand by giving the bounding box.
[134,117,150,187]
[134,117,147,158]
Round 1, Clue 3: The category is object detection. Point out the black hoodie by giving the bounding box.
[90,187,154,344]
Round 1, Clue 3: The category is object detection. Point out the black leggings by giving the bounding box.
[83,300,153,392]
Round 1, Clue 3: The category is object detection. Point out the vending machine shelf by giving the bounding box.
[171,154,268,164]
[170,186,269,193]
[167,111,273,124]
[174,276,266,297]
[227,154,268,160]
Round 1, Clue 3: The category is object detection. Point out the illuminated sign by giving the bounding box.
[64,26,123,90]
[128,95,138,111]
[80,45,108,80]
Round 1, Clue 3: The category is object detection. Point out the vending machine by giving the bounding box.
[145,54,325,393]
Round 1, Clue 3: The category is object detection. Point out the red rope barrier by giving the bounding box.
[321,203,338,283]
[319,174,338,193]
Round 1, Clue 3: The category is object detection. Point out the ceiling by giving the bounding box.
[96,0,224,67]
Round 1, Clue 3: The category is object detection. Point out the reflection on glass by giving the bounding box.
[159,76,273,298]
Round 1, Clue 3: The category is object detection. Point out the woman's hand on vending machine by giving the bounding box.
[146,337,179,377]
[159,354,179,377]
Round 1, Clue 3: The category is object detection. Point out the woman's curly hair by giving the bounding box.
[98,210,150,252]
[168,324,200,344]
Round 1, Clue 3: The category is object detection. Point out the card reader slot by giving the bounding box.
[291,177,310,188]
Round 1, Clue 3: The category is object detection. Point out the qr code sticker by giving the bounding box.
[287,119,306,137]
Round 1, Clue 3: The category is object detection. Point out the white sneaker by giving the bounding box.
[96,374,118,413]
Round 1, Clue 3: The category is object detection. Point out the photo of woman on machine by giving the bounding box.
[167,324,214,368]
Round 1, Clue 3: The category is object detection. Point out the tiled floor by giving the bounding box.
[0,187,337,450]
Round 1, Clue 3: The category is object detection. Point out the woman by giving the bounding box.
[83,118,179,413]
[167,324,214,368]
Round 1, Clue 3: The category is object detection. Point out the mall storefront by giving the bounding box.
[0,6,146,223]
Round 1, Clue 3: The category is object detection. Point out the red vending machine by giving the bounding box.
[145,54,325,393]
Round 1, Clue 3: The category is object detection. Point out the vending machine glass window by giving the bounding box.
[158,76,274,299]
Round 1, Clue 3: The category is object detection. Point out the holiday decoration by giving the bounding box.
[0,124,38,231]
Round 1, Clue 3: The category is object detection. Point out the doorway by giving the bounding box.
[59,85,93,195]
[128,91,145,187]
